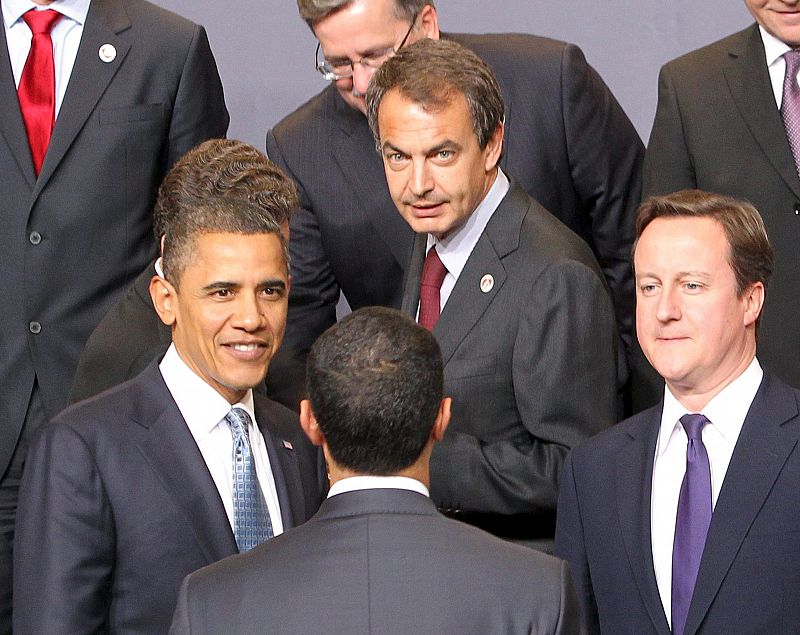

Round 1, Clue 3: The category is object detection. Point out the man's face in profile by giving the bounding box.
[154,231,290,404]
[313,0,438,115]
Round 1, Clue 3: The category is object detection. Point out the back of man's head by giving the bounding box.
[306,307,443,474]
[153,138,299,285]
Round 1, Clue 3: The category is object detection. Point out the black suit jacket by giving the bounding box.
[267,32,643,391]
[170,488,583,635]
[0,0,228,477]
[643,24,800,390]
[13,362,326,635]
[555,373,800,634]
[401,182,618,536]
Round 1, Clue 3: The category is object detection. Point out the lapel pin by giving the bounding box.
[98,44,116,63]
[282,440,294,450]
[480,274,494,293]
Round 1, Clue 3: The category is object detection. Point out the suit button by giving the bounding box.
[29,321,41,334]
[29,231,41,245]
[795,203,800,215]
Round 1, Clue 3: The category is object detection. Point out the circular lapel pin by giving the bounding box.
[99,44,116,63]
[480,274,494,293]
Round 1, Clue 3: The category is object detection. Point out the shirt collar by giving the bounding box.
[159,343,256,436]
[760,25,792,68]
[327,475,430,498]
[3,0,91,28]
[426,168,510,280]
[656,356,763,456]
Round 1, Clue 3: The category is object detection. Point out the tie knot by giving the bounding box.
[23,9,62,35]
[787,50,800,75]
[225,407,251,438]
[679,413,709,441]
[421,246,447,289]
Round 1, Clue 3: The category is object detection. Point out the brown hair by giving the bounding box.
[365,38,504,151]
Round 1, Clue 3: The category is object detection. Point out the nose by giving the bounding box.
[231,293,266,332]
[409,159,434,198]
[351,63,375,96]
[655,284,681,323]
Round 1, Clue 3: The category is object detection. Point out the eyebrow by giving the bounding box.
[381,139,462,155]
[201,279,287,292]
[635,270,713,281]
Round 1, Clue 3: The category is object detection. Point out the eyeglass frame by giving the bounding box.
[314,12,418,81]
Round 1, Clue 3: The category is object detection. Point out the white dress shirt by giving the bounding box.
[651,357,763,626]
[3,0,90,116]
[159,344,284,536]
[424,168,510,312]
[761,26,795,110]
[328,475,430,498]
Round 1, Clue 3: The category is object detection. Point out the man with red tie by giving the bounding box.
[0,0,228,630]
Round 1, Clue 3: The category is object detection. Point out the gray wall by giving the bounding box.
[152,1,753,147]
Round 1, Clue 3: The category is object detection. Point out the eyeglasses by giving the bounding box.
[315,13,418,81]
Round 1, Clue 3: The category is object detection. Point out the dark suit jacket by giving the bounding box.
[13,362,326,635]
[267,32,643,391]
[170,488,583,635]
[0,0,228,477]
[643,24,800,390]
[400,182,618,535]
[554,373,800,634]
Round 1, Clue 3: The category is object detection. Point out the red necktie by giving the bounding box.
[18,9,63,175]
[418,246,447,331]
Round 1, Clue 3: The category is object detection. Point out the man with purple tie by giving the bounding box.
[555,189,800,634]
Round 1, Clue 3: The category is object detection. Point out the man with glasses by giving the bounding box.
[266,0,644,407]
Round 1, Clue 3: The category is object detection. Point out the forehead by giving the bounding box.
[314,0,404,53]
[181,232,287,282]
[378,90,474,146]
[635,216,732,272]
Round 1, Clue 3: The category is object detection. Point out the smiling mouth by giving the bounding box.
[224,342,270,361]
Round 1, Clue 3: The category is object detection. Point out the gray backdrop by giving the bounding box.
[151,1,753,146]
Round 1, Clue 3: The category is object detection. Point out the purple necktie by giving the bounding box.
[671,413,712,635]
[418,246,447,331]
[782,51,800,177]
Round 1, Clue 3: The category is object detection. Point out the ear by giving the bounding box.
[417,4,440,40]
[483,120,504,173]
[300,399,325,447]
[430,397,452,443]
[742,281,766,328]
[150,275,177,327]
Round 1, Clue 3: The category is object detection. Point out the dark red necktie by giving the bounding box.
[18,9,62,175]
[418,246,447,331]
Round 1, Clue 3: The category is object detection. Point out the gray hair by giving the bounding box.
[297,0,433,26]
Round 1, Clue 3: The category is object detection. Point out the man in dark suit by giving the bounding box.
[364,38,618,546]
[0,1,228,629]
[554,190,800,634]
[643,0,800,395]
[268,0,642,402]
[170,306,582,635]
[13,140,325,635]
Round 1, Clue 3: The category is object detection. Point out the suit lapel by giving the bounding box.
[134,365,237,563]
[0,6,36,187]
[400,234,425,318]
[723,25,800,200]
[330,91,414,270]
[684,375,800,635]
[255,401,306,530]
[616,408,672,635]
[34,0,131,196]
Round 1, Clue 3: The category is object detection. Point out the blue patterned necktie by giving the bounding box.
[225,407,273,552]
[671,413,712,635]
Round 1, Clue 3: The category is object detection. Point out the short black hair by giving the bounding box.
[306,307,443,474]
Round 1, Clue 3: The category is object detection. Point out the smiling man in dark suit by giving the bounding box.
[555,190,800,634]
[365,38,618,547]
[170,306,582,635]
[643,0,800,394]
[13,140,325,635]
[0,0,228,628]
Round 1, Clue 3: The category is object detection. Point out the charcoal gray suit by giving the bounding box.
[13,362,325,635]
[401,181,618,541]
[643,24,800,390]
[170,488,583,635]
